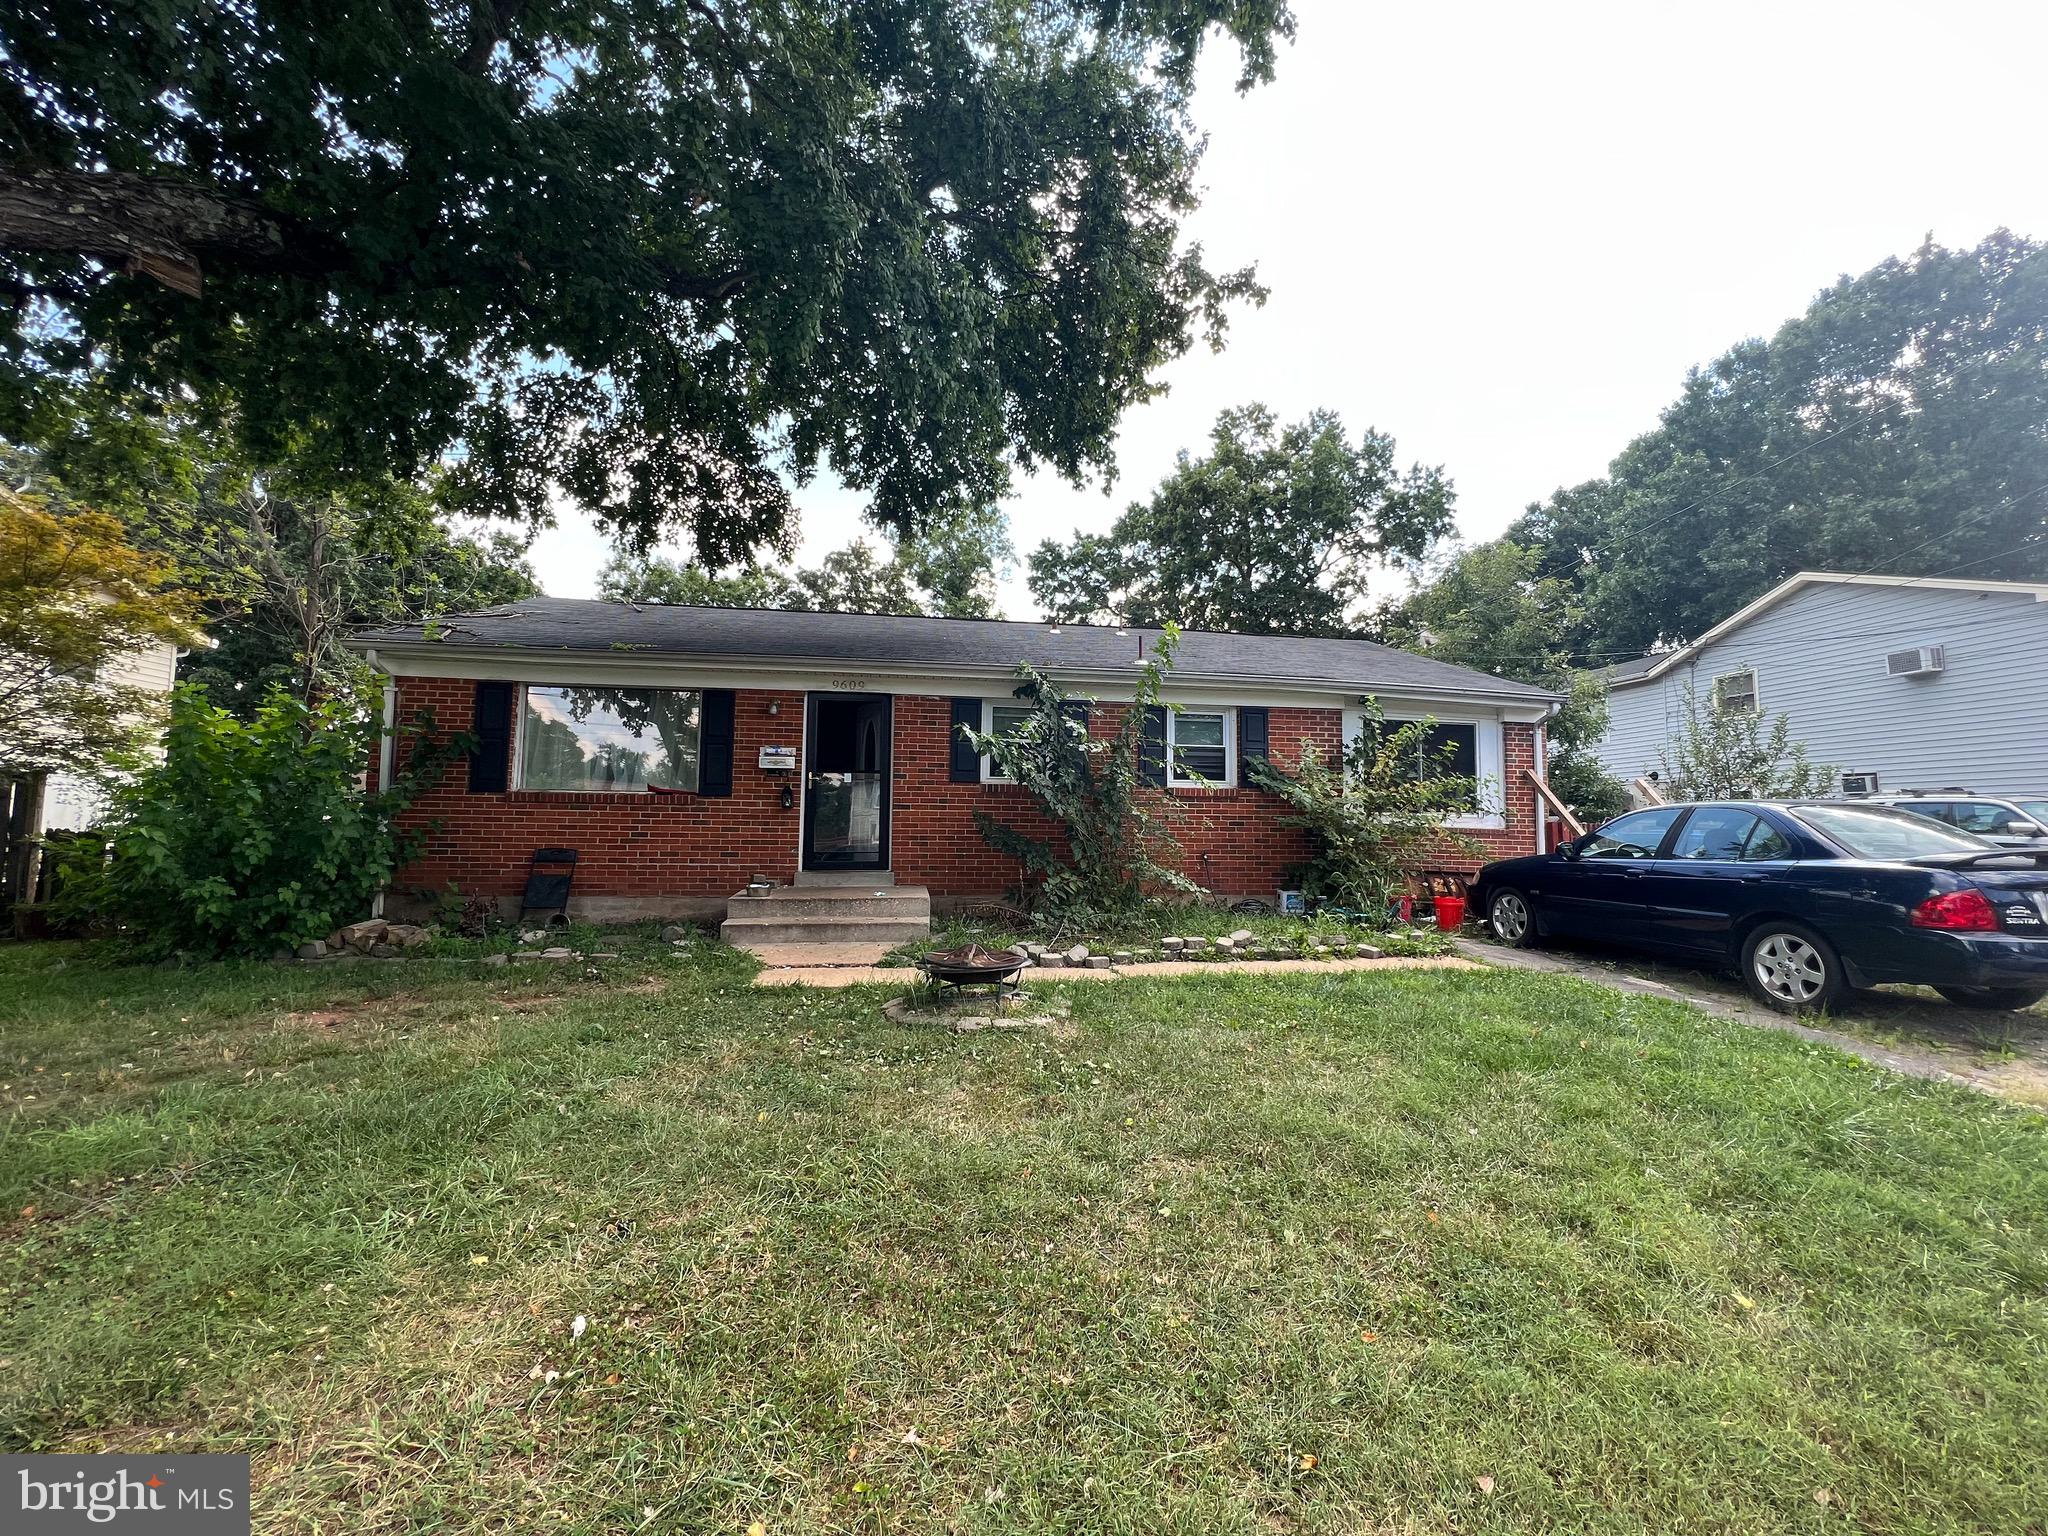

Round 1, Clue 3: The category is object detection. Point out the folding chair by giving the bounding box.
[520,847,578,927]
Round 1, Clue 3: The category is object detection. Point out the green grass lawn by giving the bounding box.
[3,938,2045,1534]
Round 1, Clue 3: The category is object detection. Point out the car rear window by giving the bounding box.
[1793,804,1994,860]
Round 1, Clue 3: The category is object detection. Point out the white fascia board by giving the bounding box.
[353,642,1562,714]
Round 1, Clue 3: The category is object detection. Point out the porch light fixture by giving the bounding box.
[767,699,780,716]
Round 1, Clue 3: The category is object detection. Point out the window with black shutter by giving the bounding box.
[467,681,514,793]
[948,698,981,783]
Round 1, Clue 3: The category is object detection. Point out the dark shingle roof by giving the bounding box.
[1597,652,1663,684]
[350,597,1560,703]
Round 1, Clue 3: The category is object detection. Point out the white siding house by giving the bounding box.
[1595,573,2048,797]
[35,639,183,834]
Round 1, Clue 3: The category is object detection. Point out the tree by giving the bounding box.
[602,504,1014,617]
[963,632,1199,921]
[1,2,1291,563]
[1659,684,1834,800]
[0,486,204,779]
[7,435,538,709]
[1250,709,1477,913]
[1382,540,1627,821]
[1028,405,1453,633]
[177,486,539,708]
[53,683,464,958]
[1511,232,2048,659]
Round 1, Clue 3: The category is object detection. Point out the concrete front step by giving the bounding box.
[722,916,931,947]
[725,885,930,921]
[720,880,932,951]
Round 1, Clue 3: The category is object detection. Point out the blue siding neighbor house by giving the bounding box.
[1595,573,2048,797]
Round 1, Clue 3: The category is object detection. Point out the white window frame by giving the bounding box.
[1712,667,1760,717]
[1342,706,1504,830]
[978,699,1037,784]
[1166,706,1235,789]
[511,682,705,794]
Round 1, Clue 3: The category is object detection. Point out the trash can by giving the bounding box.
[1432,894,1467,932]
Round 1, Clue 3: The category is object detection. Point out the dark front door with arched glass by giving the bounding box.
[802,694,892,870]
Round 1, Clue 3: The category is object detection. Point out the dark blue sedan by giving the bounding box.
[1469,801,2048,1014]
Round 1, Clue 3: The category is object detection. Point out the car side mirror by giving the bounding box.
[1560,838,1583,861]
[2008,821,2042,837]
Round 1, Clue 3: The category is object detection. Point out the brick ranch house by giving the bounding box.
[347,599,1562,922]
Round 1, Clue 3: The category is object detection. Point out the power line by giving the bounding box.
[1743,481,2048,636]
[1592,402,1895,550]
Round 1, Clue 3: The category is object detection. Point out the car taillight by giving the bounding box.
[1910,888,2001,932]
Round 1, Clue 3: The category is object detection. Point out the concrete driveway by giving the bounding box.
[1455,934,2048,1108]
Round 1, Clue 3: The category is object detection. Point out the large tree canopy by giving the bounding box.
[0,1,1289,564]
[1028,404,1453,633]
[1510,232,2048,660]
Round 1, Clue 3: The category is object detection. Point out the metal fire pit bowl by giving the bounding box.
[917,943,1027,1000]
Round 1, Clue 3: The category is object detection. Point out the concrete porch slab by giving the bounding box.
[744,942,902,968]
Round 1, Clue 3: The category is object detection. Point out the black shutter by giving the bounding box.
[468,681,514,793]
[949,698,981,783]
[699,688,736,796]
[1139,704,1167,787]
[1059,699,1090,733]
[1238,707,1269,780]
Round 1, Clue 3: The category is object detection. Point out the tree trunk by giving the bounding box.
[0,170,342,295]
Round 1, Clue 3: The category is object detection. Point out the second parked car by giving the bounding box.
[1470,801,2048,1014]
[1865,792,2048,849]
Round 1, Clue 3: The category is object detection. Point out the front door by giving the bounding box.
[803,694,892,870]
[1541,805,1682,942]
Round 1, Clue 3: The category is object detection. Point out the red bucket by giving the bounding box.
[1432,894,1467,932]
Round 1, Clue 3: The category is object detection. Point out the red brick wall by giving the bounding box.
[380,678,1541,912]
[384,677,806,917]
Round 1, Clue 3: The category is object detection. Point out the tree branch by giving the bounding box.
[458,0,523,75]
[0,169,344,295]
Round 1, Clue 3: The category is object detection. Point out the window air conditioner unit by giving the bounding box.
[1840,771,1880,797]
[1885,645,1945,678]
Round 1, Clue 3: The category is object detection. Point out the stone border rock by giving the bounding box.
[1015,929,1387,969]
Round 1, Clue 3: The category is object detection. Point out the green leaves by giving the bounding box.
[1251,706,1480,911]
[964,629,1200,920]
[1658,684,1834,801]
[2,1,1290,561]
[1030,404,1453,633]
[1507,232,2048,659]
[54,684,469,958]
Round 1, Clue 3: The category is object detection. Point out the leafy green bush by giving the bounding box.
[965,631,1201,924]
[1252,706,1478,912]
[56,683,463,958]
[1660,682,1834,799]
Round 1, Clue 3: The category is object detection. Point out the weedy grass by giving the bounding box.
[1,939,2044,1533]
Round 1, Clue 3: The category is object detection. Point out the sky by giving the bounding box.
[523,0,2048,617]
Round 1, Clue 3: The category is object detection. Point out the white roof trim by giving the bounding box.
[1608,570,2048,688]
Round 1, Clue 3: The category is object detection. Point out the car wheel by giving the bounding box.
[1934,984,2048,1011]
[1740,921,1847,1014]
[1487,889,1540,949]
